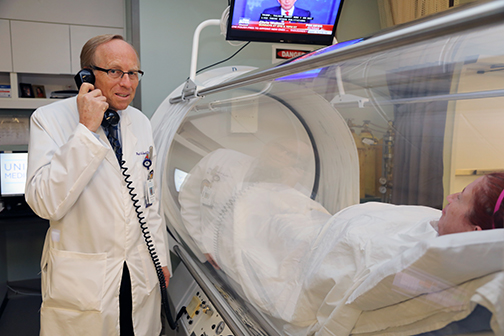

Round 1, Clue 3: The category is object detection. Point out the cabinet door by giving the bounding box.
[0,0,124,28]
[0,20,12,72]
[70,26,125,74]
[11,21,71,74]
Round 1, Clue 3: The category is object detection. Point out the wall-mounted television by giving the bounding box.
[226,0,345,45]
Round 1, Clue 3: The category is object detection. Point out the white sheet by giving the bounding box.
[179,149,503,335]
[347,229,504,311]
[347,272,503,336]
[180,168,445,334]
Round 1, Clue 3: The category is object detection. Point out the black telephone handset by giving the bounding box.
[74,69,120,127]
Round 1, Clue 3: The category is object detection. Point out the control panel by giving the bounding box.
[181,289,233,336]
[168,250,269,336]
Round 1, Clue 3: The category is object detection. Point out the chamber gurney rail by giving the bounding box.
[169,0,504,104]
[173,244,266,336]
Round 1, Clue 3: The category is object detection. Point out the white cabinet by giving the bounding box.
[10,21,125,75]
[70,26,124,74]
[0,0,124,28]
[11,21,71,74]
[0,18,123,109]
[0,0,125,109]
[0,20,12,72]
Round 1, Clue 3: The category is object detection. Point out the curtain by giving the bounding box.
[377,0,460,28]
[387,64,454,209]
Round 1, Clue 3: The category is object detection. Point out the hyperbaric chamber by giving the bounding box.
[152,65,361,265]
[152,3,504,334]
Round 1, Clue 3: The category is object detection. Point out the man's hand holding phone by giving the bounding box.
[76,82,109,133]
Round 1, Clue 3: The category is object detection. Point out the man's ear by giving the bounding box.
[474,225,482,231]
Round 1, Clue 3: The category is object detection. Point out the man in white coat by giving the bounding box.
[25,34,171,336]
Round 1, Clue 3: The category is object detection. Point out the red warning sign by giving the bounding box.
[276,49,310,60]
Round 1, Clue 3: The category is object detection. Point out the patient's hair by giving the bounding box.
[468,172,504,230]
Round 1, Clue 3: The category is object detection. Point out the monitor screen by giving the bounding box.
[226,0,345,45]
[0,152,28,197]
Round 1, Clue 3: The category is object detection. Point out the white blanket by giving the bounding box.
[213,196,442,334]
[179,150,502,335]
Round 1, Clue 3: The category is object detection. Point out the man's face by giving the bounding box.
[93,39,140,111]
[278,0,297,11]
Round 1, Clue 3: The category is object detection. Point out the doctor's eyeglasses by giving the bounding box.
[91,65,144,81]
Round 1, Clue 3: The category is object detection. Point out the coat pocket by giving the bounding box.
[43,248,107,311]
[137,244,158,294]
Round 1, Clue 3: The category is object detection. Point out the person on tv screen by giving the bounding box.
[260,0,311,23]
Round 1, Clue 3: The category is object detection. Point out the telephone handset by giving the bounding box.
[74,69,120,127]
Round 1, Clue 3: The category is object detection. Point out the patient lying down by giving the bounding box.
[436,172,504,234]
[178,147,504,335]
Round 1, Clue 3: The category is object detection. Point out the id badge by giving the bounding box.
[145,170,155,208]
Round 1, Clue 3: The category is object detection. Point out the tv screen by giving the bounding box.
[226,0,345,45]
[0,152,28,197]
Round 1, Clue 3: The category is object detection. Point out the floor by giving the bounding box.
[0,279,41,336]
[0,279,180,336]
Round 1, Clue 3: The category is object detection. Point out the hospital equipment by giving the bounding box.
[152,1,504,335]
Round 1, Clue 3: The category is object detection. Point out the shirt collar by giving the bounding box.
[281,6,295,16]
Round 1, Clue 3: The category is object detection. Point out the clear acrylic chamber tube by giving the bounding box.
[152,2,504,335]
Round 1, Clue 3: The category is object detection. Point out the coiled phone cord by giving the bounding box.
[119,158,186,330]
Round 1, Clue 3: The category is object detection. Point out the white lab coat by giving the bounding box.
[25,97,170,336]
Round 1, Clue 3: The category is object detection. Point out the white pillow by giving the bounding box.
[346,229,504,311]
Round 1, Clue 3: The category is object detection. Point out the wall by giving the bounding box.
[138,0,382,118]
[338,0,381,41]
[445,55,504,200]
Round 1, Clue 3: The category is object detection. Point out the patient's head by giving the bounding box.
[438,172,504,235]
[467,172,504,231]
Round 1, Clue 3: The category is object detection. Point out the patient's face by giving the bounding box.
[437,176,483,235]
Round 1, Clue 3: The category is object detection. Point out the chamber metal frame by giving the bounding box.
[174,245,280,336]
